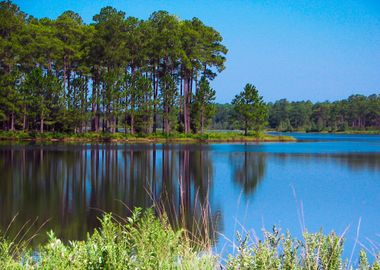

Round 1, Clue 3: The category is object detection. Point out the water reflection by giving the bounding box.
[0,144,221,246]
[0,141,379,252]
[230,151,266,195]
[272,153,380,171]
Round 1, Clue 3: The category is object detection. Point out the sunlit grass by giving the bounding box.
[0,208,216,270]
[0,130,296,142]
[1,207,379,269]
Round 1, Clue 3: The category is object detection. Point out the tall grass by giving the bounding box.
[0,208,216,269]
[0,208,379,269]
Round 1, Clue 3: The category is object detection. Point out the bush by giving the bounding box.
[1,209,379,269]
[226,227,380,270]
[0,208,216,269]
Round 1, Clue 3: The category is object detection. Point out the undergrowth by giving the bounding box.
[0,209,379,269]
[226,227,380,270]
[0,208,216,270]
[0,130,295,142]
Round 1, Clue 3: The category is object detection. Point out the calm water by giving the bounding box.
[0,133,379,259]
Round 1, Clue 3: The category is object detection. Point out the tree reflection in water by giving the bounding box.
[230,148,267,195]
[2,143,377,249]
[0,143,221,248]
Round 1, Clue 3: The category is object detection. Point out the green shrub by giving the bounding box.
[226,227,379,270]
[1,209,380,269]
[0,209,216,269]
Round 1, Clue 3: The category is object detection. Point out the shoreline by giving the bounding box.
[267,130,380,135]
[0,132,296,143]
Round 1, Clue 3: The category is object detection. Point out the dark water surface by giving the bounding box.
[0,133,379,258]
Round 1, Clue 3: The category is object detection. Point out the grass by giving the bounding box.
[329,130,380,135]
[267,128,380,135]
[0,130,296,143]
[225,227,380,270]
[0,208,216,270]
[0,208,379,269]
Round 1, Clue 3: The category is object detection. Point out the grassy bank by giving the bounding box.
[320,130,380,135]
[0,131,296,143]
[1,208,379,269]
[267,129,380,135]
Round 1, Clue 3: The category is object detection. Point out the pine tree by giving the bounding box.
[192,77,216,134]
[232,84,268,136]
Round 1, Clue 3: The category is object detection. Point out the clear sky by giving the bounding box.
[13,0,380,103]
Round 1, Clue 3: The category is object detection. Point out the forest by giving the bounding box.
[1,0,379,136]
[212,94,380,132]
[0,0,227,134]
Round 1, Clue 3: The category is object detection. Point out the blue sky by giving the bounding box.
[13,0,380,103]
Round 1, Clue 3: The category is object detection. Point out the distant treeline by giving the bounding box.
[0,1,227,134]
[211,94,380,132]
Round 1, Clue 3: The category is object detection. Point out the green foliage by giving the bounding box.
[209,103,236,130]
[0,1,227,135]
[160,74,179,134]
[359,250,370,270]
[192,77,216,133]
[0,130,295,142]
[226,229,281,270]
[0,0,25,73]
[22,68,63,132]
[1,208,380,269]
[232,83,268,136]
[213,93,380,133]
[0,71,21,128]
[226,227,379,270]
[0,209,216,269]
[268,94,380,132]
[134,73,154,134]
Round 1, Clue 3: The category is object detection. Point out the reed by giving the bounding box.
[0,207,379,269]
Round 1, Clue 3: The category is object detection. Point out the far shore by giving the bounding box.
[266,129,380,135]
[0,131,296,143]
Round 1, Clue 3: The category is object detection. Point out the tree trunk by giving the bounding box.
[91,72,98,132]
[40,115,44,133]
[48,60,52,74]
[95,69,100,132]
[130,66,136,135]
[63,58,67,94]
[67,67,71,109]
[102,81,106,132]
[23,111,27,131]
[183,76,191,134]
[187,81,191,133]
[130,113,134,135]
[153,65,158,133]
[164,105,170,134]
[10,112,15,131]
[200,110,204,134]
[180,78,183,116]
[183,78,187,133]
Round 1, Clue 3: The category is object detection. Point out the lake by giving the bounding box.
[0,133,379,259]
